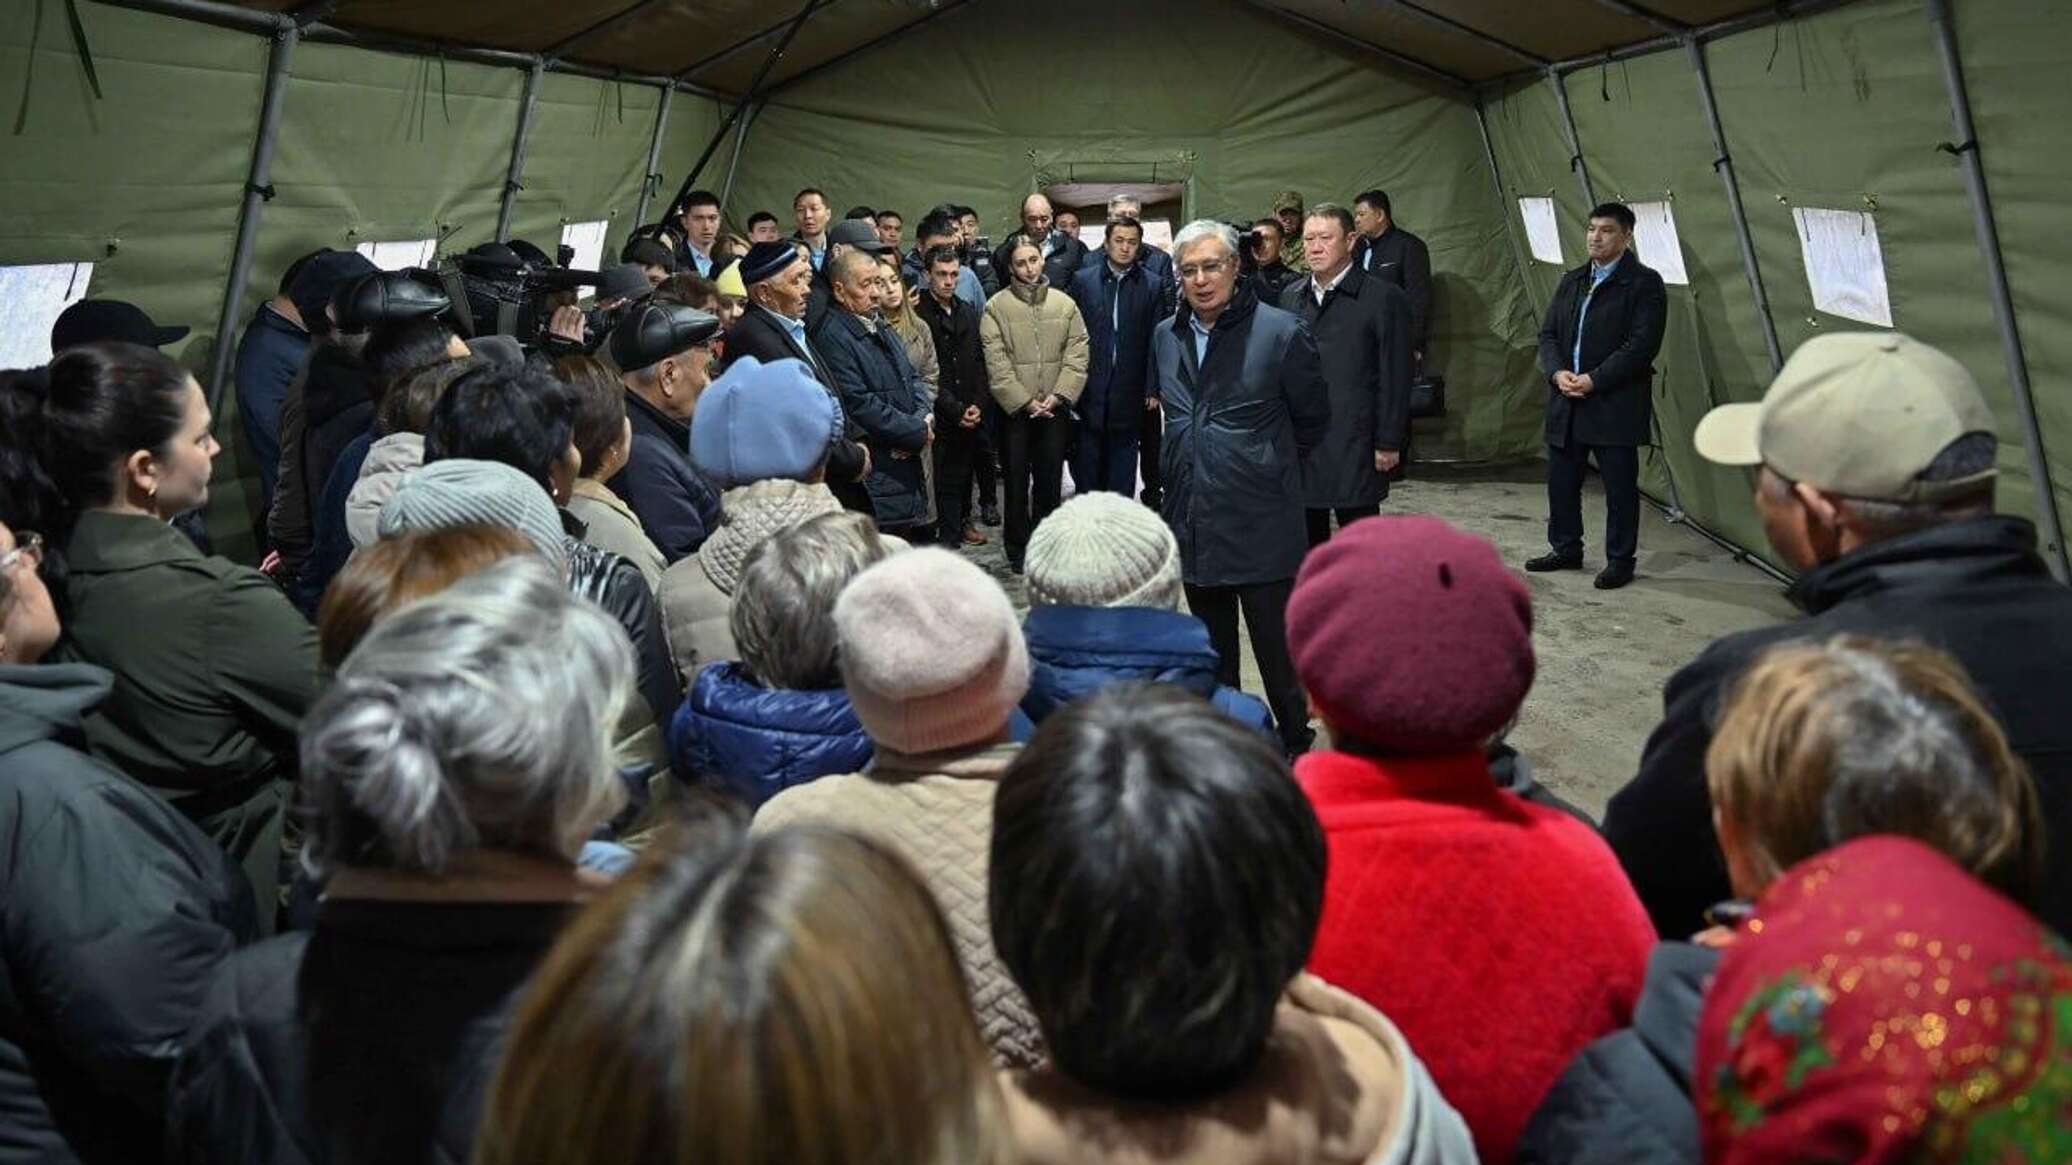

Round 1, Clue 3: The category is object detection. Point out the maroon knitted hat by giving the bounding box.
[1287,515,1535,753]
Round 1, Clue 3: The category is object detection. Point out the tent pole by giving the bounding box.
[1473,96,1536,303]
[718,100,761,214]
[1548,70,1596,210]
[1685,37,1782,375]
[1923,0,2069,582]
[205,16,299,415]
[665,0,820,220]
[630,84,675,229]
[496,59,546,243]
[1233,0,1468,92]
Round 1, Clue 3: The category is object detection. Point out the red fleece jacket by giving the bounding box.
[1297,748,1655,1164]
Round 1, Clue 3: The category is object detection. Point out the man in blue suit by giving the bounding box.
[1065,216,1164,497]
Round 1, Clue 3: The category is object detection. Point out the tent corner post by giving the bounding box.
[718,99,761,215]
[495,58,547,244]
[205,17,300,416]
[1685,36,1783,375]
[1472,95,1536,306]
[1922,0,2070,583]
[630,83,676,229]
[1547,69,1596,210]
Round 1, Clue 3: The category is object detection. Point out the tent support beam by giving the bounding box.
[1584,0,1685,35]
[495,59,545,243]
[88,0,723,97]
[1541,0,1860,75]
[1685,37,1782,374]
[675,0,844,84]
[1366,0,1548,68]
[1473,96,1536,303]
[1548,70,1596,210]
[1234,0,1469,92]
[1923,0,2069,582]
[763,0,985,96]
[546,0,666,60]
[666,0,819,218]
[718,100,761,214]
[630,84,675,229]
[204,16,299,415]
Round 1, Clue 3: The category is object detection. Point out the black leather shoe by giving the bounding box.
[1594,561,1636,590]
[981,503,1001,527]
[1524,552,1584,573]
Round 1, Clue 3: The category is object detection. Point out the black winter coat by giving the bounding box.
[0,663,256,1165]
[1279,266,1413,507]
[916,289,989,432]
[723,307,870,491]
[811,309,932,528]
[1152,285,1330,587]
[561,524,682,723]
[605,391,723,563]
[1536,253,1667,448]
[1516,943,1712,1165]
[992,229,1088,290]
[165,896,573,1165]
[1353,226,1434,353]
[1604,516,2072,938]
[1065,261,1160,433]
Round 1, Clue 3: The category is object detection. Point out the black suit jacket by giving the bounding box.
[722,306,870,489]
[1278,266,1412,508]
[1353,226,1433,352]
[1535,253,1667,448]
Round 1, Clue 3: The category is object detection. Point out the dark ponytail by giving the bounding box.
[40,342,190,523]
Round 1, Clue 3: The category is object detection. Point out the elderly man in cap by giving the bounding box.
[808,218,893,333]
[1603,332,2072,940]
[721,240,873,513]
[605,301,725,562]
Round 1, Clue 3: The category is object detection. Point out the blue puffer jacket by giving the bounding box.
[1021,605,1275,740]
[667,661,873,807]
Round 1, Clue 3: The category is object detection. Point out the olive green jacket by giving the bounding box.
[56,511,318,799]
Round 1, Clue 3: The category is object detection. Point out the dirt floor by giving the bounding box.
[964,462,1800,819]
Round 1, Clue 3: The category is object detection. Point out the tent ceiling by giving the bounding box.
[199,0,1836,93]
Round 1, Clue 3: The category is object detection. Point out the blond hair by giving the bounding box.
[472,825,1011,1165]
[1706,634,2041,903]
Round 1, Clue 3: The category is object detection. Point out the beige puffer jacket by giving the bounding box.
[655,480,844,682]
[980,279,1090,416]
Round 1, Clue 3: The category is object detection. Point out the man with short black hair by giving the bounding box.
[620,235,676,287]
[990,193,1088,289]
[874,209,903,250]
[234,251,324,522]
[1053,209,1081,241]
[1605,331,2072,940]
[1528,201,1666,590]
[1249,218,1299,300]
[812,249,933,538]
[904,212,986,312]
[916,246,990,548]
[745,211,781,243]
[1352,189,1433,363]
[1065,216,1161,498]
[606,302,726,561]
[843,205,877,222]
[791,188,833,272]
[951,204,1001,297]
[669,190,725,278]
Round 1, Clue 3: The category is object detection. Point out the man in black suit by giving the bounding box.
[990,193,1088,289]
[1527,202,1667,591]
[723,240,873,513]
[1351,190,1433,366]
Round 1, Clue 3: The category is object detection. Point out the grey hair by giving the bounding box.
[731,511,890,690]
[299,555,634,877]
[1106,193,1143,216]
[1172,219,1240,264]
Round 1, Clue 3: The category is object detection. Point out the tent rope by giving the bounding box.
[64,0,105,100]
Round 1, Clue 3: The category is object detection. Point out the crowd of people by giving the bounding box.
[0,173,2068,1165]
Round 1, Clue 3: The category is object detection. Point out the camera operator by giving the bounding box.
[954,204,1001,297]
[541,262,653,359]
[1249,218,1301,300]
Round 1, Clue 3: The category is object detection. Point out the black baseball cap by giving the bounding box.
[594,263,655,303]
[610,302,720,374]
[828,218,893,253]
[621,236,677,272]
[50,299,190,352]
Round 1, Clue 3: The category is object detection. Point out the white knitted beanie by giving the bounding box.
[834,547,1030,754]
[700,479,844,596]
[376,459,568,574]
[1023,491,1184,611]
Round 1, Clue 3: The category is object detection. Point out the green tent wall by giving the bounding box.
[2,0,2065,581]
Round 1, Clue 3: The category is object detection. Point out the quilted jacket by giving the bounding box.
[751,741,1044,1068]
[667,661,872,808]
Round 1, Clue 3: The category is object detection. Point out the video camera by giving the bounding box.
[1229,222,1265,275]
[429,246,603,352]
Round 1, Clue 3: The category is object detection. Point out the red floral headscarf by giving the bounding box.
[1696,835,2072,1163]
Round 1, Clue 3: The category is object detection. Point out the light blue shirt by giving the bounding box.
[806,243,826,272]
[774,309,809,349]
[688,244,713,278]
[1572,252,1624,372]
[1190,314,1213,365]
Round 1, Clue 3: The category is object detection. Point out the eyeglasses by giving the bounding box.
[0,530,44,574]
[1177,259,1233,280]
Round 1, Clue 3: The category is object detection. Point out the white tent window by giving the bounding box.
[0,262,94,368]
[1629,201,1689,286]
[1791,207,1892,327]
[355,239,437,271]
[1520,197,1563,265]
[561,220,610,275]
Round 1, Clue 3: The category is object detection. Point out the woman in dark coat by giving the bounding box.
[668,513,886,807]
[166,558,636,1165]
[0,517,256,1165]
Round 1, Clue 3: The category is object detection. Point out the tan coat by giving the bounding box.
[656,480,844,682]
[980,280,1089,416]
[752,741,1045,1069]
[567,478,665,592]
[1002,975,1477,1165]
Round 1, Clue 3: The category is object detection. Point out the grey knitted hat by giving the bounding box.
[376,459,568,574]
[1024,491,1184,611]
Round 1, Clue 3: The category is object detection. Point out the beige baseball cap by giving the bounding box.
[1693,332,1998,502]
